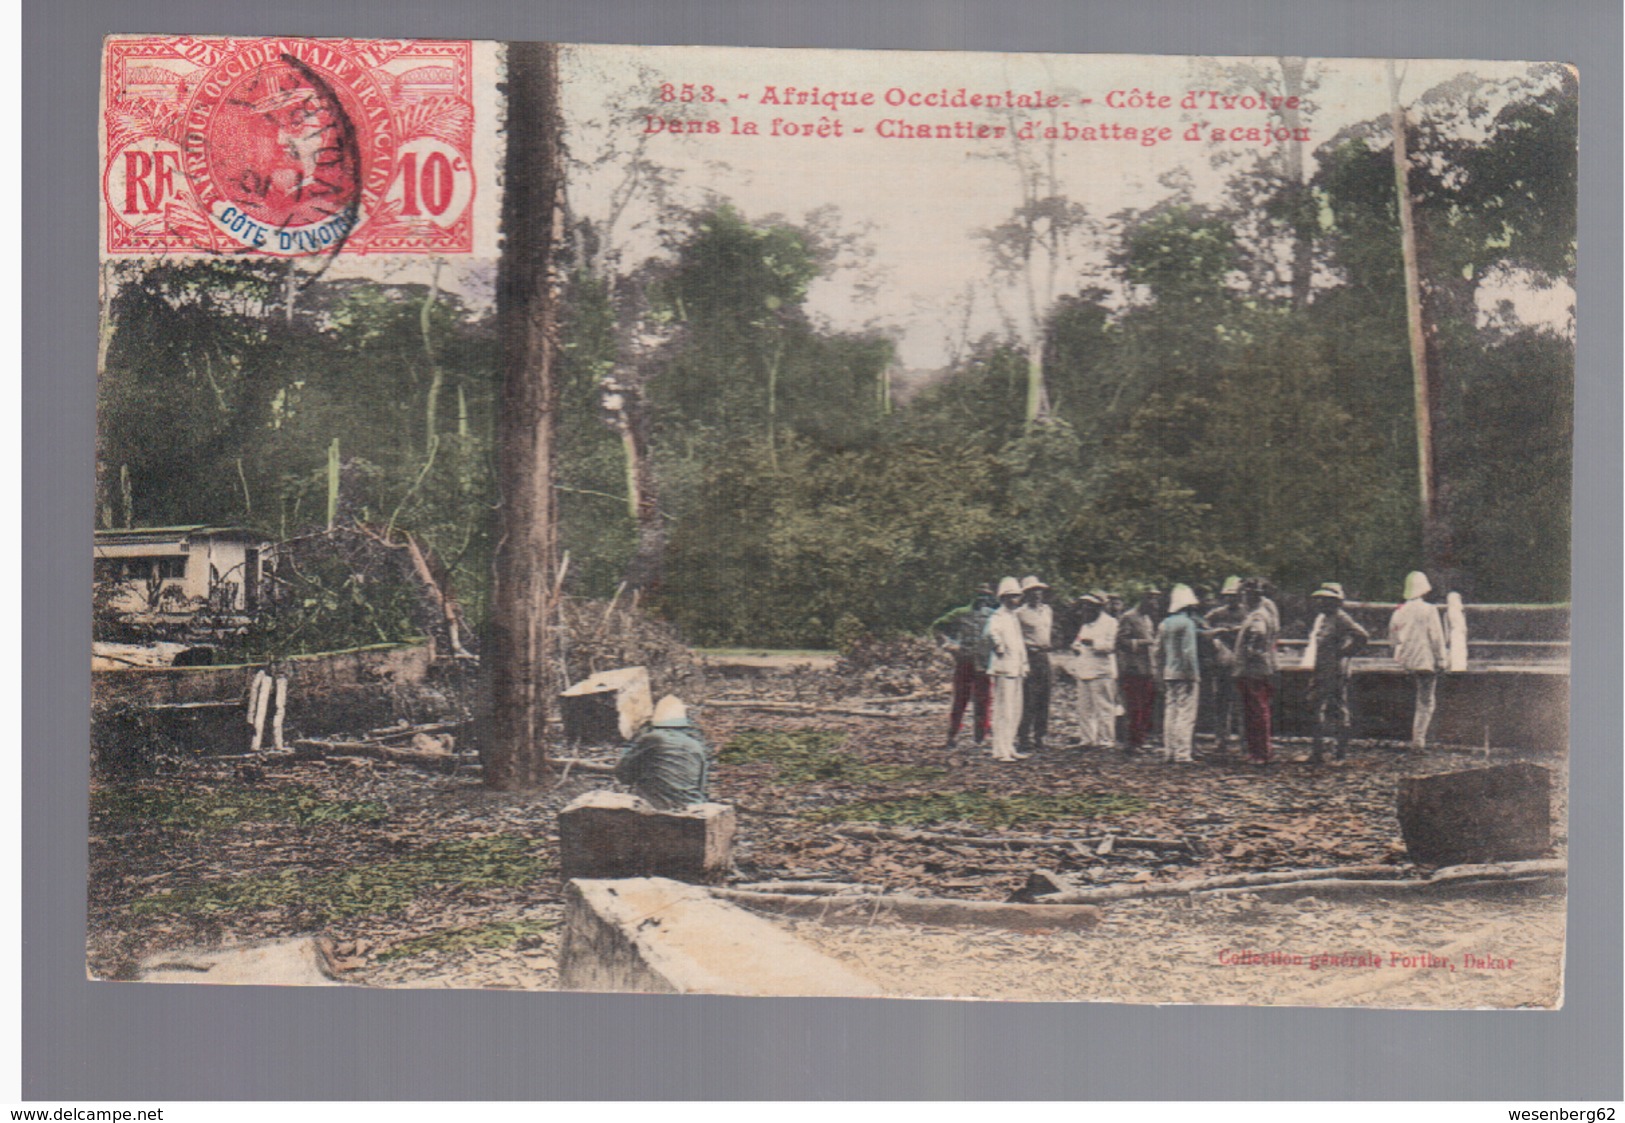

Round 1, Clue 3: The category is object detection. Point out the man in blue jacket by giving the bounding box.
[615,695,711,809]
[1155,584,1203,762]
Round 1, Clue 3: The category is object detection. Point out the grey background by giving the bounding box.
[24,0,1621,1101]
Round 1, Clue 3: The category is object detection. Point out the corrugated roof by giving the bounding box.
[94,526,271,546]
[95,525,209,537]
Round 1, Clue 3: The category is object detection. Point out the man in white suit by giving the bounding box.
[985,577,1030,762]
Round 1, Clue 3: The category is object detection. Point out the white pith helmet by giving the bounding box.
[996,577,1023,599]
[1403,571,1432,600]
[651,695,688,727]
[1167,584,1199,613]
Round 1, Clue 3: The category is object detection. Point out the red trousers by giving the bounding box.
[1238,677,1274,761]
[1120,674,1157,748]
[949,659,992,740]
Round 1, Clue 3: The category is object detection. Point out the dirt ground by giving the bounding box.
[775,889,1565,1008]
[86,692,1568,1006]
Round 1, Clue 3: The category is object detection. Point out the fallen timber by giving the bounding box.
[294,742,620,776]
[550,757,618,775]
[1197,859,1567,900]
[358,721,462,743]
[292,738,460,774]
[701,699,903,719]
[714,887,1102,931]
[731,881,877,895]
[91,638,436,742]
[832,823,1191,853]
[1023,859,1564,905]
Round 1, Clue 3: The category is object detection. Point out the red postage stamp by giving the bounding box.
[102,37,477,256]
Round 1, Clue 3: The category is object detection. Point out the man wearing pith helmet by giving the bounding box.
[1234,578,1279,764]
[1304,582,1369,763]
[1155,584,1204,763]
[614,694,712,809]
[1070,592,1118,749]
[1114,584,1165,753]
[1015,575,1056,753]
[984,577,1030,762]
[1203,575,1247,753]
[1390,570,1447,750]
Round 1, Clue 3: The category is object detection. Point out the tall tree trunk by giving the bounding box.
[1278,57,1313,311]
[765,332,784,467]
[602,373,664,597]
[1388,61,1445,573]
[623,422,665,598]
[487,41,565,790]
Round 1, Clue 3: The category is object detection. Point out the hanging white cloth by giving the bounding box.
[248,670,272,752]
[1446,593,1469,672]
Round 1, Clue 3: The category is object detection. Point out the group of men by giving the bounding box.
[931,570,1457,766]
[608,569,1458,810]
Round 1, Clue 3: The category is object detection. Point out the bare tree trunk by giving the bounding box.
[488,41,565,790]
[602,373,665,597]
[1387,61,1442,571]
[1278,57,1312,311]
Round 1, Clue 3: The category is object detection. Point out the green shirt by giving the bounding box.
[931,601,995,663]
[614,721,711,809]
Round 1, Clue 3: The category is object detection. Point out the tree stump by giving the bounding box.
[1396,763,1553,866]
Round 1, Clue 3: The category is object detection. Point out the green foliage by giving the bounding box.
[664,434,1006,646]
[99,262,499,631]
[93,785,389,831]
[90,707,199,779]
[376,916,557,963]
[130,835,551,922]
[831,614,869,656]
[719,729,944,785]
[804,789,1147,828]
[1447,327,1573,601]
[96,70,1574,650]
[1115,204,1239,305]
[213,527,430,662]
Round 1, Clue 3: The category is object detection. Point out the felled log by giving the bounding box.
[833,824,1188,853]
[560,792,734,884]
[1201,860,1566,900]
[703,699,815,712]
[291,738,459,774]
[715,888,1102,932]
[730,881,875,896]
[1027,864,1406,905]
[1426,858,1567,884]
[696,699,902,719]
[363,721,463,743]
[550,757,618,775]
[561,666,654,744]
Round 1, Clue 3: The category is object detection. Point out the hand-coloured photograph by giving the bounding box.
[91,39,1574,1007]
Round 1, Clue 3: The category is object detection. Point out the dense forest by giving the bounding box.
[96,63,1575,651]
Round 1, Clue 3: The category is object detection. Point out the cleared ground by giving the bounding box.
[778,891,1564,1008]
[86,698,1567,1006]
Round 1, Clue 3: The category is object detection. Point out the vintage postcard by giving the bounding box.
[91,38,1574,1007]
